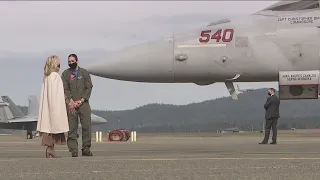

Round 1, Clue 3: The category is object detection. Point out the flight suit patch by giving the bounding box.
[70,74,76,80]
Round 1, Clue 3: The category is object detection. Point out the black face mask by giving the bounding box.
[69,62,77,69]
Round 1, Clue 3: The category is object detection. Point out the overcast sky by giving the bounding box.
[0,1,278,110]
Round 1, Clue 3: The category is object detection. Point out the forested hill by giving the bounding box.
[18,88,320,133]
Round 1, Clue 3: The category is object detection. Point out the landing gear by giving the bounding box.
[26,131,33,139]
[225,74,241,100]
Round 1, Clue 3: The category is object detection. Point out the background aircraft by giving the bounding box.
[87,0,320,101]
[0,95,107,139]
[236,84,254,93]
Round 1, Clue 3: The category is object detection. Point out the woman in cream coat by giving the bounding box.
[36,55,69,158]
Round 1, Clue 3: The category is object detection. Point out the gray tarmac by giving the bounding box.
[1,132,320,180]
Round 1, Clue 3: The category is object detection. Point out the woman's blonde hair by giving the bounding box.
[44,55,60,76]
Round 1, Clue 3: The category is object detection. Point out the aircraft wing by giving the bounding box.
[6,117,37,123]
[6,115,106,124]
[258,0,320,12]
[1,95,107,124]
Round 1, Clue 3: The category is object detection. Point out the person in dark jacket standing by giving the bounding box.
[62,54,93,157]
[259,88,280,144]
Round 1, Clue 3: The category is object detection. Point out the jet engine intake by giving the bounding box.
[107,129,130,142]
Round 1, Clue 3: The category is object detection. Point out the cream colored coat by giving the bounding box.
[36,72,69,134]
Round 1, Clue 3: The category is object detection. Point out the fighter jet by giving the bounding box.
[236,84,254,93]
[87,0,320,100]
[0,96,107,139]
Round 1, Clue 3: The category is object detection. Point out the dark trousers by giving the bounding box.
[263,118,278,142]
[67,102,92,153]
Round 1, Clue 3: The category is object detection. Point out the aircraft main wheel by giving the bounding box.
[27,133,33,139]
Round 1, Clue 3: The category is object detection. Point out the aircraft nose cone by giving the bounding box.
[97,116,107,124]
[87,38,174,82]
[91,114,107,124]
[100,117,107,124]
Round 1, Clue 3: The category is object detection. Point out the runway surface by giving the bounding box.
[1,133,320,179]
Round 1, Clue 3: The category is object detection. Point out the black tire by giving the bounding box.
[27,133,33,139]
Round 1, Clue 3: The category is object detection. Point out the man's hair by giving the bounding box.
[68,54,78,61]
[269,88,276,92]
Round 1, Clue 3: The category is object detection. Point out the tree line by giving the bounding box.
[18,88,320,133]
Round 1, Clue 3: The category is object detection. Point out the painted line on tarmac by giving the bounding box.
[1,156,320,162]
[83,157,320,161]
[0,142,39,144]
[0,149,89,152]
[3,149,320,154]
[5,165,300,176]
[0,159,20,162]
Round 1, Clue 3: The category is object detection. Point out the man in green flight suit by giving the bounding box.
[62,54,93,157]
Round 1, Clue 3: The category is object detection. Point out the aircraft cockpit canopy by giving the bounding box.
[262,0,320,11]
[207,19,231,27]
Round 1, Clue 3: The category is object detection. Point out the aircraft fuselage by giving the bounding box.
[87,1,320,100]
[88,9,320,85]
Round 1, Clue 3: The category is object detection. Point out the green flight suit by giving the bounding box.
[61,67,93,153]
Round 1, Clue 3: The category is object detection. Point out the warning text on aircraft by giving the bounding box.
[282,73,316,81]
[278,16,320,24]
[279,70,320,85]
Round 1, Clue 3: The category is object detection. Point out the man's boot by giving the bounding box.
[82,149,93,156]
[71,151,78,157]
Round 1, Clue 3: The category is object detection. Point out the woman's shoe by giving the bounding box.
[47,146,61,158]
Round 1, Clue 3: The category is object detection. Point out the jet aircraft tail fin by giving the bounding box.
[27,95,39,117]
[1,96,25,118]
